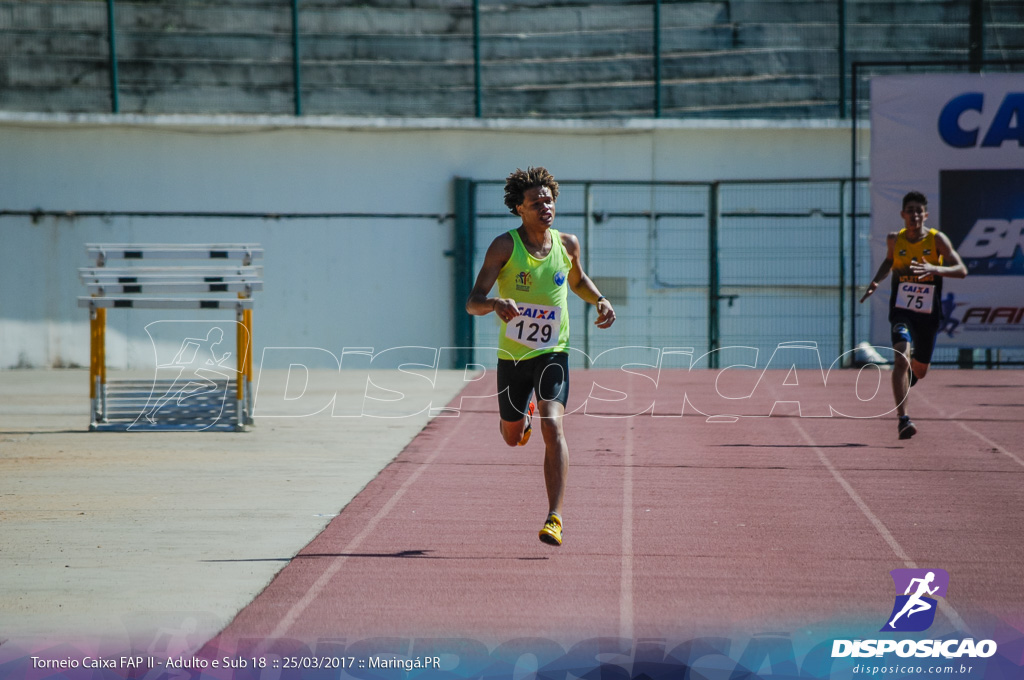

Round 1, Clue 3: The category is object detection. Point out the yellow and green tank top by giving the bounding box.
[890,228,944,319]
[496,228,572,360]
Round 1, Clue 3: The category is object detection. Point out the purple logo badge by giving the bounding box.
[881,568,949,632]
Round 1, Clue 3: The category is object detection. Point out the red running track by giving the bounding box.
[208,368,1024,651]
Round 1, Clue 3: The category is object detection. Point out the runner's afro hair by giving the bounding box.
[504,167,559,215]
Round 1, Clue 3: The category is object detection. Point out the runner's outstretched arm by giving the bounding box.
[860,232,896,303]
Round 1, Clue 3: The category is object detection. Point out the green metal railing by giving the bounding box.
[291,0,301,116]
[5,0,1018,118]
[456,176,1024,369]
[846,57,1024,366]
[105,0,118,113]
[456,178,870,370]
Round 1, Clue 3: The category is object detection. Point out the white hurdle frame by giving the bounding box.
[78,244,263,432]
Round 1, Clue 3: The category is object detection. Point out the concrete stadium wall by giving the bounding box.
[0,113,863,369]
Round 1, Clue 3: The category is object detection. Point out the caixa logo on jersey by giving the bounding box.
[940,169,1024,276]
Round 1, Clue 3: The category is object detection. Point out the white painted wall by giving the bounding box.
[0,113,865,369]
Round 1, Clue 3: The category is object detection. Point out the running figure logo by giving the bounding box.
[142,327,232,424]
[881,568,950,632]
[132,321,244,430]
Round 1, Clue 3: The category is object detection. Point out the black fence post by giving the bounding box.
[838,180,846,355]
[708,182,720,368]
[453,179,476,366]
[849,63,859,350]
[473,0,482,117]
[106,0,119,113]
[292,0,302,116]
[654,0,662,117]
[969,0,985,73]
[838,0,847,118]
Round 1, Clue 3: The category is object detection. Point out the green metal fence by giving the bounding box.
[3,0,1022,118]
[3,180,1020,369]
[847,57,1024,368]
[455,178,872,370]
[456,177,1024,369]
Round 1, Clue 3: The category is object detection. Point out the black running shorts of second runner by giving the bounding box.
[497,351,570,422]
[890,310,941,366]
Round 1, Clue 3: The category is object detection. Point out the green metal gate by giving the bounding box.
[455,177,869,371]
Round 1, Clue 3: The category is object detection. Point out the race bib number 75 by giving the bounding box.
[505,303,561,350]
[894,281,935,314]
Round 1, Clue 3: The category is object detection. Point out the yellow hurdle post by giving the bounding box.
[89,305,98,428]
[98,307,107,421]
[244,308,252,381]
[244,307,253,423]
[236,305,245,429]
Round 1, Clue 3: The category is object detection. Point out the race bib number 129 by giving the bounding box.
[894,281,935,314]
[505,303,561,350]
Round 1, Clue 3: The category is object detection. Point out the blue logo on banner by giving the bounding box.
[881,568,949,632]
[940,169,1024,276]
[938,92,1024,148]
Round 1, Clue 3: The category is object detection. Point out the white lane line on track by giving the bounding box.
[954,421,1024,469]
[620,416,635,641]
[269,414,468,640]
[789,417,972,635]
[913,389,1024,470]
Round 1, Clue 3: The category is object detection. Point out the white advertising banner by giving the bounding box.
[870,74,1024,348]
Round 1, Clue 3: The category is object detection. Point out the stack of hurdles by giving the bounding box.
[78,244,263,432]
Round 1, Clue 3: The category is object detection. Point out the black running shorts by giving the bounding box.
[496,351,570,422]
[890,310,941,366]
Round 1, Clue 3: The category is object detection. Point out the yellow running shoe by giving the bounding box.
[518,401,535,446]
[539,513,562,546]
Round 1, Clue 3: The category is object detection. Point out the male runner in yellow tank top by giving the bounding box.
[466,167,616,546]
[860,191,966,440]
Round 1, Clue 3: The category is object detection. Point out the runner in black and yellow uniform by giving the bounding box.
[467,167,616,546]
[861,191,967,440]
